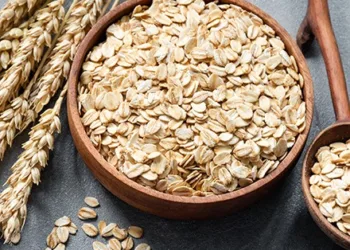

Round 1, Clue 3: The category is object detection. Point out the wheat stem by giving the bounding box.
[110,0,120,10]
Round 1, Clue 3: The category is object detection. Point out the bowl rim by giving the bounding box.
[302,122,350,248]
[67,0,314,205]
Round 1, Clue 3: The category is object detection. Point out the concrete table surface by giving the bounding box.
[0,0,349,249]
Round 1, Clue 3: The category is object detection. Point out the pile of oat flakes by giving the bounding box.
[310,140,350,235]
[78,0,306,196]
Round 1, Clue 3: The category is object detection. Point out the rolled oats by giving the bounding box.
[84,196,100,208]
[82,223,99,237]
[78,0,306,197]
[46,216,76,249]
[310,139,350,235]
[78,207,97,220]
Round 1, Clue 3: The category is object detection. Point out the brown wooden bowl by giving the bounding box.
[303,122,350,249]
[67,0,314,219]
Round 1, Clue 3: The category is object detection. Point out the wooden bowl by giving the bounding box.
[303,122,350,249]
[67,0,314,219]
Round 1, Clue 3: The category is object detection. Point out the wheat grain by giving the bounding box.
[0,0,65,112]
[0,10,45,73]
[0,21,28,73]
[0,0,45,36]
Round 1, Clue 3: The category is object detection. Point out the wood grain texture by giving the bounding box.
[67,0,314,219]
[298,0,350,248]
[297,0,350,121]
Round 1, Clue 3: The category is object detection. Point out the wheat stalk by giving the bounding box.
[27,0,105,116]
[0,0,106,160]
[0,84,66,244]
[0,0,65,112]
[0,0,45,36]
[0,0,78,161]
[110,0,119,9]
[0,0,113,243]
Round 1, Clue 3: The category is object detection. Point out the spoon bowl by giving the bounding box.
[298,0,350,248]
[303,122,350,249]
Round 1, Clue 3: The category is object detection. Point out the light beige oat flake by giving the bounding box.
[98,220,107,235]
[112,227,128,241]
[101,223,117,237]
[55,216,71,227]
[121,237,133,250]
[82,223,98,237]
[54,243,66,250]
[57,226,69,243]
[108,238,122,250]
[135,243,152,250]
[93,241,108,250]
[128,226,143,238]
[84,197,100,208]
[78,207,97,220]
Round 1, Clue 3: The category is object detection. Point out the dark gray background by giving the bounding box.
[0,0,348,249]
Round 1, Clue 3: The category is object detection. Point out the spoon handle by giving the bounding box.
[297,0,350,121]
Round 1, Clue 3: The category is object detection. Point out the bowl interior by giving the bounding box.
[303,122,350,248]
[68,0,314,205]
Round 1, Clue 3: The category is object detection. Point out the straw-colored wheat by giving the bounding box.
[0,85,66,244]
[0,21,29,73]
[28,0,105,115]
[0,0,65,112]
[0,0,45,36]
[0,0,110,243]
[0,26,60,161]
[0,0,105,161]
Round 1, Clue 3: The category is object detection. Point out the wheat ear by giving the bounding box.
[0,0,106,160]
[0,84,67,244]
[0,0,65,112]
[26,0,106,117]
[0,0,112,244]
[0,0,79,161]
[0,0,46,36]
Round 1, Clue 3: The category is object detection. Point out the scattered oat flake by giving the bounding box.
[57,226,69,243]
[108,238,122,250]
[93,241,108,250]
[78,207,97,220]
[55,216,71,227]
[84,196,100,207]
[121,237,134,250]
[82,223,98,237]
[135,243,152,250]
[128,226,143,238]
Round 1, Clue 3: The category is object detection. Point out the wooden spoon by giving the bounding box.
[298,0,350,248]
